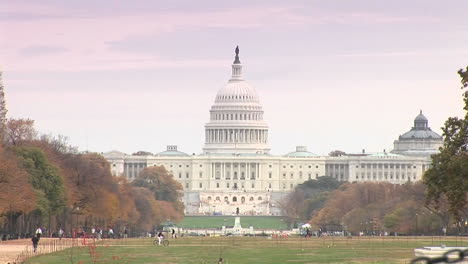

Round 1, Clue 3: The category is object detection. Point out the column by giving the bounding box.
[222,163,225,179]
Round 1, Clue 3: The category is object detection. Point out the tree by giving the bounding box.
[5,119,37,146]
[14,147,66,215]
[0,149,36,214]
[133,166,183,203]
[0,71,7,143]
[280,177,342,224]
[424,67,468,220]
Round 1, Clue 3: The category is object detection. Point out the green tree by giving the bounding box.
[424,68,468,219]
[14,147,66,215]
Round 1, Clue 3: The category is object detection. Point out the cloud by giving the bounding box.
[0,1,444,72]
[20,45,68,56]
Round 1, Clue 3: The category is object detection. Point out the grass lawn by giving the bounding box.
[25,236,468,264]
[178,216,288,229]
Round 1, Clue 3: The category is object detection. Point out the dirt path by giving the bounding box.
[0,238,59,264]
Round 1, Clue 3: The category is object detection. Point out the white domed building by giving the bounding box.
[104,47,440,216]
[203,47,270,154]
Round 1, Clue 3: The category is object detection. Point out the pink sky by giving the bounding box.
[1,0,467,155]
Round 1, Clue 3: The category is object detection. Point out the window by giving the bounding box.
[227,183,230,188]
[199,183,203,188]
[178,173,182,179]
[185,183,189,188]
[249,197,254,201]
[308,165,312,168]
[224,197,229,202]
[290,183,293,189]
[269,183,272,188]
[258,197,262,201]
[199,172,202,178]
[283,173,286,179]
[216,197,220,201]
[179,165,182,168]
[269,165,272,168]
[199,164,203,167]
[251,183,255,188]
[308,173,312,180]
[216,183,220,188]
[290,173,293,179]
[316,165,319,168]
[208,196,212,201]
[269,172,272,179]
[241,197,245,203]
[299,171,303,179]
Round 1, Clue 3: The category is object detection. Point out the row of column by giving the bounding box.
[206,129,268,144]
[210,162,261,181]
[211,112,262,121]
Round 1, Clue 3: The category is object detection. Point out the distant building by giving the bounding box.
[103,48,442,216]
[391,110,443,157]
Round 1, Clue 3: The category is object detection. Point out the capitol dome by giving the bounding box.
[214,81,259,104]
[203,46,270,154]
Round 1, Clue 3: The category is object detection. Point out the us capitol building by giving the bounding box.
[104,47,443,216]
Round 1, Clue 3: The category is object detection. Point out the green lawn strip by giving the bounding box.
[178,216,288,229]
[24,237,468,264]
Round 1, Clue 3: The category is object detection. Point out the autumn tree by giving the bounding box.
[5,118,37,146]
[0,149,36,233]
[311,182,445,234]
[133,166,184,221]
[280,177,341,225]
[424,67,468,220]
[133,166,183,203]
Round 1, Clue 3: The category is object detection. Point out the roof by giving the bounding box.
[284,151,317,158]
[400,129,442,140]
[155,150,190,157]
[369,152,402,157]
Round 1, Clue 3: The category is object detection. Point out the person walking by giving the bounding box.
[108,228,114,239]
[35,227,42,241]
[171,228,176,239]
[58,228,64,240]
[123,226,128,239]
[32,235,39,253]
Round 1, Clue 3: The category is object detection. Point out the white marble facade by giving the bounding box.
[103,48,441,216]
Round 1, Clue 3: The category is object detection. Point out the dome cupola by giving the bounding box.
[391,110,443,157]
